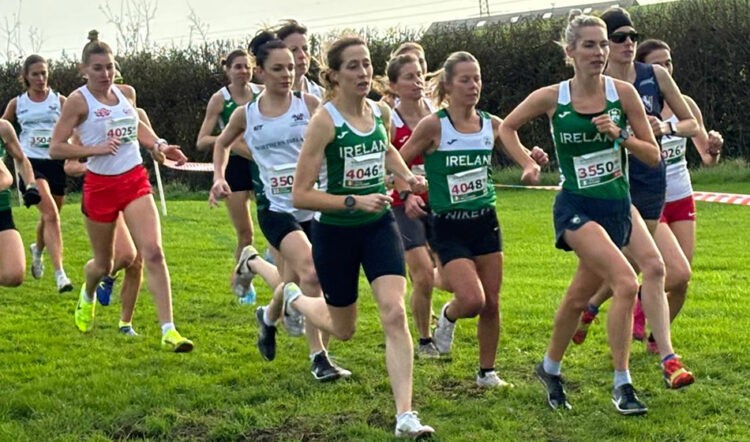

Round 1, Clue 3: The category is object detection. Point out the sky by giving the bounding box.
[0,0,670,62]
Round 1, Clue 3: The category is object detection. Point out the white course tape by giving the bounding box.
[494,184,750,206]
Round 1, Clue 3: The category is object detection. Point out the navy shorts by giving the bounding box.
[225,155,255,192]
[553,190,632,251]
[257,208,312,250]
[628,156,666,220]
[429,207,502,266]
[0,208,15,232]
[311,211,405,307]
[392,205,429,251]
[19,158,67,196]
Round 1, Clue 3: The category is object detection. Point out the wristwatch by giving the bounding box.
[667,121,677,136]
[399,190,413,201]
[344,195,356,212]
[154,138,168,152]
[616,128,630,142]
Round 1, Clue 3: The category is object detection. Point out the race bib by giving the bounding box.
[268,162,296,195]
[343,152,384,189]
[29,129,52,148]
[105,116,137,144]
[447,166,487,204]
[411,163,426,176]
[573,149,622,189]
[661,141,686,165]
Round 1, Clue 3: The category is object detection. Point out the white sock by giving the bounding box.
[262,306,276,327]
[54,269,67,280]
[613,370,632,389]
[161,322,176,335]
[82,292,94,303]
[543,353,562,376]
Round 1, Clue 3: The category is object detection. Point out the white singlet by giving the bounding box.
[16,90,61,159]
[662,115,692,202]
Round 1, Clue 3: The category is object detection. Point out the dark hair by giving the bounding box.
[249,30,287,68]
[319,36,367,100]
[221,49,250,70]
[20,54,47,87]
[81,30,113,65]
[275,19,307,41]
[386,53,419,83]
[636,39,671,63]
[600,7,634,37]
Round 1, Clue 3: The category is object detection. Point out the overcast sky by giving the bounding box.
[1,0,671,61]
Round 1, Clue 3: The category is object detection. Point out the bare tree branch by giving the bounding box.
[186,2,209,47]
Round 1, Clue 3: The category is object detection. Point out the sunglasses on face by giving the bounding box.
[610,32,640,44]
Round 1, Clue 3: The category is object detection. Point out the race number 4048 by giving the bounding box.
[573,149,622,189]
[447,166,487,204]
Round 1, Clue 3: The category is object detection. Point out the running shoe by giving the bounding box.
[238,282,257,305]
[415,340,440,359]
[161,329,194,353]
[632,297,646,341]
[611,383,648,415]
[310,351,342,382]
[476,370,513,388]
[535,362,572,410]
[96,275,116,305]
[74,285,96,333]
[233,245,258,295]
[56,273,74,294]
[432,302,455,354]
[394,411,435,439]
[256,306,277,361]
[282,287,305,337]
[282,282,304,329]
[663,358,695,389]
[29,243,43,279]
[263,247,276,265]
[572,309,598,345]
[119,324,138,336]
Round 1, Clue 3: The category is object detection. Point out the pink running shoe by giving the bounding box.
[572,309,598,345]
[632,298,646,341]
[646,337,659,354]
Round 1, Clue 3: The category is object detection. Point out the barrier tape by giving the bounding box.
[160,164,749,206]
[692,191,750,206]
[494,184,750,206]
[162,160,214,172]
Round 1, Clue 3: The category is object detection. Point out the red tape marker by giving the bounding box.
[494,184,750,206]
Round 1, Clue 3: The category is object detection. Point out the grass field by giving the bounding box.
[1,178,749,441]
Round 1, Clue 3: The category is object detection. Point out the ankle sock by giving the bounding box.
[614,370,632,389]
[161,322,175,335]
[543,354,561,376]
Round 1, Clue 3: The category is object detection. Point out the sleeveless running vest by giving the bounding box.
[16,90,61,160]
[390,108,428,206]
[244,91,314,221]
[630,62,667,192]
[423,109,496,213]
[303,77,323,99]
[0,137,10,211]
[77,85,142,175]
[319,99,389,226]
[661,114,692,202]
[552,77,629,200]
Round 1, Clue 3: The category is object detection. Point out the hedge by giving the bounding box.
[1,0,747,189]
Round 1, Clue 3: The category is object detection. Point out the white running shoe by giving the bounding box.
[476,370,513,388]
[395,411,435,438]
[283,295,305,337]
[56,273,73,293]
[282,282,304,330]
[30,243,44,279]
[233,245,258,295]
[432,302,455,354]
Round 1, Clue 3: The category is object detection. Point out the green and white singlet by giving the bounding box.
[318,100,389,226]
[0,138,11,211]
[552,76,629,200]
[423,109,496,214]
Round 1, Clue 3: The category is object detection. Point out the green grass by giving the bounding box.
[1,183,749,441]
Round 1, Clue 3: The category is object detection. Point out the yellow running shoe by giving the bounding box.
[161,329,194,353]
[74,285,96,333]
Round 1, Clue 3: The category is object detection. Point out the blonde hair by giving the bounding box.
[558,9,607,65]
[430,51,478,106]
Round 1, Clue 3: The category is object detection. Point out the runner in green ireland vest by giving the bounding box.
[499,11,660,415]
